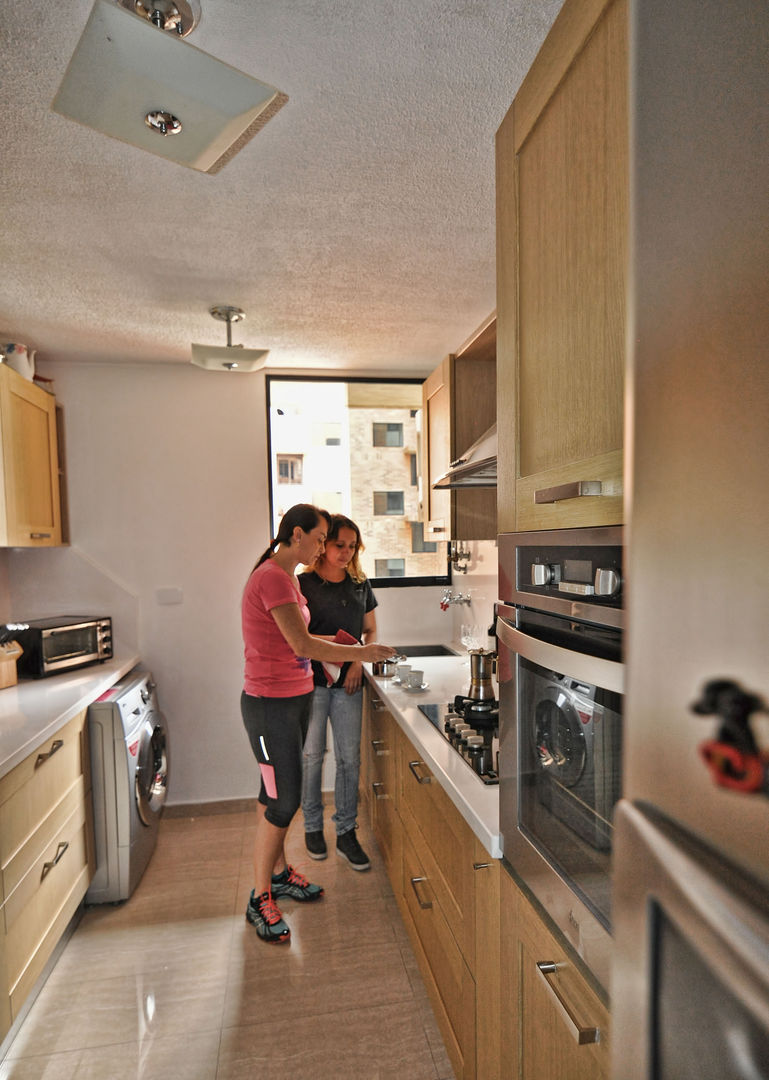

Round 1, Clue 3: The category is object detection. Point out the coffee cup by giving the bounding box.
[396,664,411,682]
[406,669,424,689]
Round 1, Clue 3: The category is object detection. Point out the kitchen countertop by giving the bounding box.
[0,646,141,779]
[364,653,502,860]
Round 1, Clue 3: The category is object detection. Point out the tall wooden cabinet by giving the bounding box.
[0,365,63,546]
[420,315,497,542]
[496,0,628,532]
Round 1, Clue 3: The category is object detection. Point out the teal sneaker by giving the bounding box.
[271,864,324,902]
[246,890,290,943]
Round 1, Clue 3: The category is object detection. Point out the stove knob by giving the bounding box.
[532,564,554,586]
[594,567,621,597]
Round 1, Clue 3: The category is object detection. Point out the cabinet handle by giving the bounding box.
[30,532,53,539]
[535,962,600,1045]
[410,876,433,909]
[408,759,432,784]
[41,840,69,880]
[371,738,389,755]
[371,699,388,712]
[371,782,389,800]
[35,739,64,768]
[534,481,602,504]
[473,862,493,870]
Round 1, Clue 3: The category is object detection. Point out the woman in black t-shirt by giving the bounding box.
[299,514,378,870]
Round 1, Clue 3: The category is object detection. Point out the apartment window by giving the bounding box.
[375,558,405,578]
[267,377,450,587]
[373,422,404,447]
[373,490,404,516]
[277,453,303,484]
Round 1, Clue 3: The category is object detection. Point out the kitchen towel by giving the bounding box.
[322,629,359,686]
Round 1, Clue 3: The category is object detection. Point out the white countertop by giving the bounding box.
[0,647,141,779]
[365,654,502,860]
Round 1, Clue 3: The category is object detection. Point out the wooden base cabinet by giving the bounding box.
[365,693,402,880]
[0,364,63,547]
[500,867,610,1080]
[496,0,628,533]
[0,710,95,1042]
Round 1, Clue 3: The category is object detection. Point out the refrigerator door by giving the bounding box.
[612,801,769,1079]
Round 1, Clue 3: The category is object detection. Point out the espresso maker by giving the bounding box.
[467,649,496,702]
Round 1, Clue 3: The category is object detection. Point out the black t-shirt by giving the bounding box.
[298,570,378,687]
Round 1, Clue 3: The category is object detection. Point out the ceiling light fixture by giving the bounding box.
[190,307,269,372]
[51,0,288,174]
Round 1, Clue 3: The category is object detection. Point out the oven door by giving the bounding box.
[497,603,623,992]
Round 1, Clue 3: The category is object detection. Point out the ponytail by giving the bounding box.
[249,503,325,575]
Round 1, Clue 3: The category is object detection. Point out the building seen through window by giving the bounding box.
[267,378,449,584]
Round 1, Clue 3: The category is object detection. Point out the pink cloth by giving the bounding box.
[321,628,359,685]
[242,560,313,698]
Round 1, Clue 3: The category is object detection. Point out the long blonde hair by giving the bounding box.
[310,514,366,583]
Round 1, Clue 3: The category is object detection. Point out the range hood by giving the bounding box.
[433,423,497,489]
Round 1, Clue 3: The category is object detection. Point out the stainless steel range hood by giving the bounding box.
[432,423,497,489]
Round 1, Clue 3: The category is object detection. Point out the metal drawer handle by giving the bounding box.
[408,760,432,784]
[535,962,600,1045]
[371,782,389,800]
[370,738,389,755]
[473,862,493,870]
[41,841,69,880]
[371,699,388,712]
[35,739,64,769]
[534,481,602,504]
[410,876,433,909]
[30,532,53,539]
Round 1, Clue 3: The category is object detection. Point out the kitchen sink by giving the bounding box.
[393,644,459,657]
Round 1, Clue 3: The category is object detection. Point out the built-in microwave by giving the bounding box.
[16,616,113,678]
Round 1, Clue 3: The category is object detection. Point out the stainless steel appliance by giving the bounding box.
[418,695,499,785]
[86,668,169,903]
[15,615,113,677]
[497,525,623,991]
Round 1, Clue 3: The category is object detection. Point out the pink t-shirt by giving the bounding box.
[242,560,313,698]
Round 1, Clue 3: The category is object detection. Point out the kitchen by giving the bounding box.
[1,0,767,1077]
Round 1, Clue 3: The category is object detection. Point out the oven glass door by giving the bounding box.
[501,608,623,930]
[42,624,99,666]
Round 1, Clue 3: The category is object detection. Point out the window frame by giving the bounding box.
[266,374,450,589]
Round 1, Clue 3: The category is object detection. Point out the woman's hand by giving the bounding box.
[343,661,363,694]
[361,643,397,663]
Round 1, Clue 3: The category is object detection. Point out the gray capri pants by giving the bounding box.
[241,690,312,828]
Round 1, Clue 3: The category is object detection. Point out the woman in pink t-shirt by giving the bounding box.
[241,503,395,943]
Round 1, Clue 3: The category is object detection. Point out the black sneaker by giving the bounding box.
[336,828,371,871]
[246,890,290,943]
[271,864,324,902]
[305,830,328,860]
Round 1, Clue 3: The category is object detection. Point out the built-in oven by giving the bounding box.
[497,526,623,992]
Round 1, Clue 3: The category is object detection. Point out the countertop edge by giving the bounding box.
[0,650,141,779]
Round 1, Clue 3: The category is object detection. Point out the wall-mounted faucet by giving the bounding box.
[440,588,471,611]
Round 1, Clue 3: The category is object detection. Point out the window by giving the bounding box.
[375,558,405,578]
[373,422,404,447]
[267,377,449,586]
[373,490,404,516]
[277,453,303,484]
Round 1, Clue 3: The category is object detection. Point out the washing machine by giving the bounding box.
[86,668,169,903]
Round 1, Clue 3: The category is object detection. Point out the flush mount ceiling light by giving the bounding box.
[51,0,288,174]
[190,306,269,372]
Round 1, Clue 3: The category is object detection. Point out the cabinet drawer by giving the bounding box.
[368,699,401,879]
[400,746,475,961]
[5,798,91,1005]
[402,830,475,1079]
[0,711,88,884]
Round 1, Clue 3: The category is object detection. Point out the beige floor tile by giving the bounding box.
[216,1000,440,1080]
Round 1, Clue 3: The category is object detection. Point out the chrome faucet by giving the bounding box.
[440,588,471,611]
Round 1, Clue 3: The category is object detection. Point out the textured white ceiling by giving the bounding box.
[1,0,562,374]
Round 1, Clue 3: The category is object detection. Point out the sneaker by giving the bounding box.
[246,890,290,943]
[271,864,324,902]
[336,828,371,871]
[305,830,328,860]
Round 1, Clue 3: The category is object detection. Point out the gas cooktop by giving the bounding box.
[418,696,499,785]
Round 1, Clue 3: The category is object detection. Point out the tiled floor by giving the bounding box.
[1,808,454,1079]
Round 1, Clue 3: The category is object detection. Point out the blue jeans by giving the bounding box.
[301,685,362,836]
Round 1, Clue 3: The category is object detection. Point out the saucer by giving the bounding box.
[403,682,429,693]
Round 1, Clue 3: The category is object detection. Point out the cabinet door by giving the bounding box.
[473,840,501,1080]
[496,0,627,532]
[367,696,401,881]
[516,885,610,1080]
[421,357,452,539]
[0,366,62,546]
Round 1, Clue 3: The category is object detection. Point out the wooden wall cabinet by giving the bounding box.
[500,867,610,1080]
[0,710,95,1043]
[496,0,628,532]
[0,365,63,547]
[420,315,497,542]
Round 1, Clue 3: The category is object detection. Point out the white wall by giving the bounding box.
[6,360,478,806]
